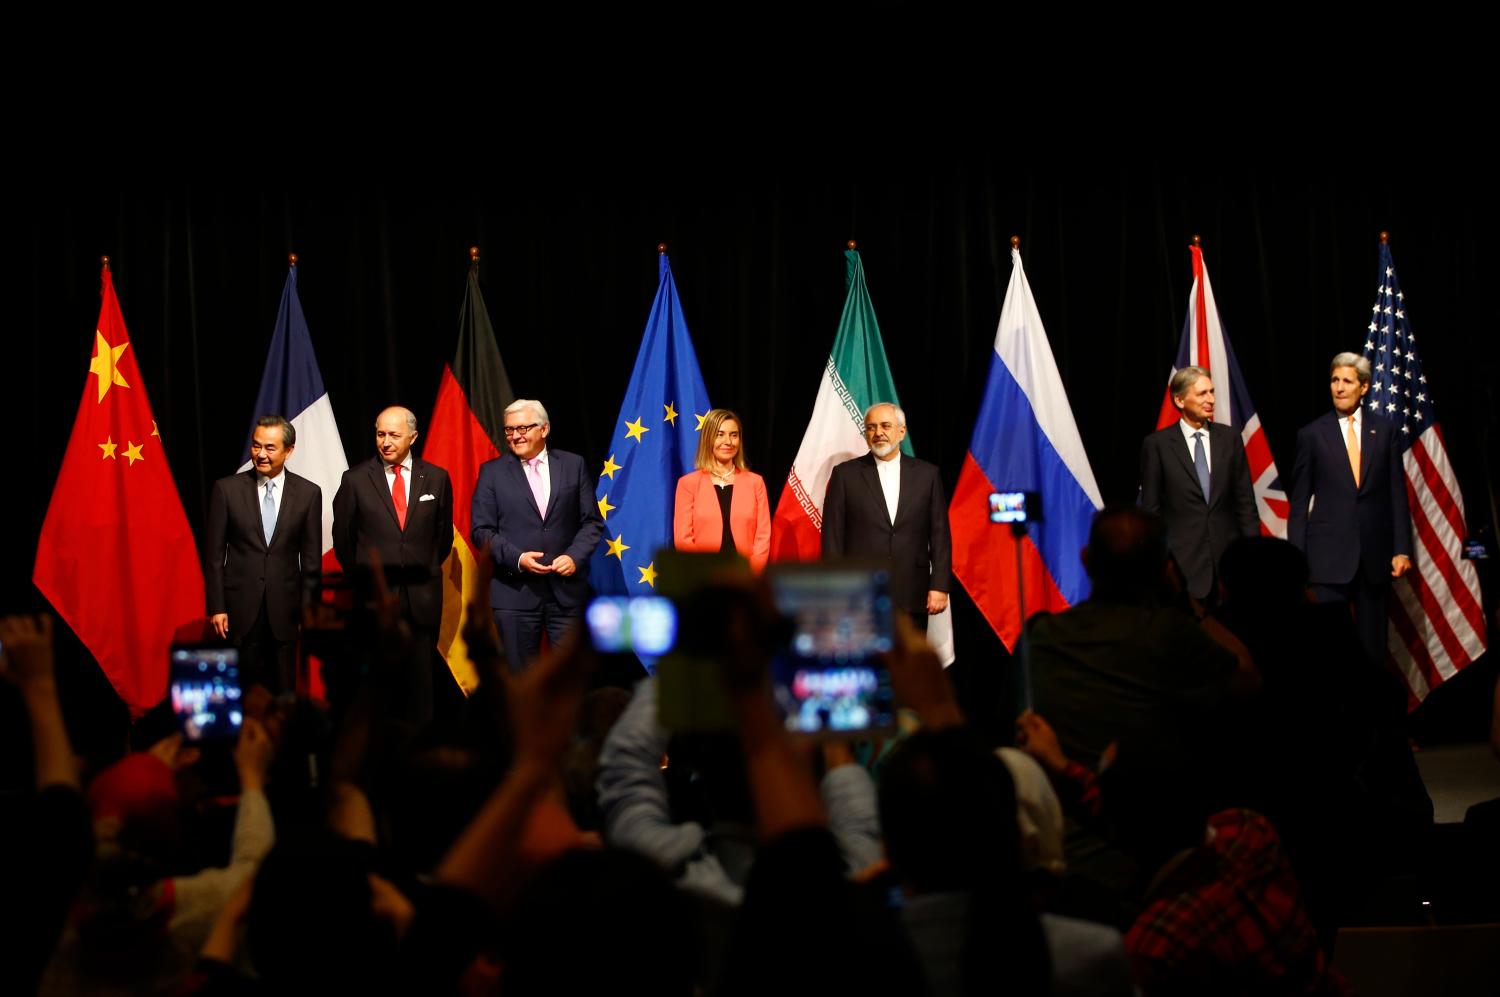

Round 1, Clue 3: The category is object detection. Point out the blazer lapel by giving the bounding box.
[542,454,558,521]
[858,456,890,525]
[1322,414,1357,490]
[410,463,430,524]
[368,460,401,529]
[505,455,542,519]
[242,471,270,551]
[1359,417,1378,493]
[1171,429,1202,501]
[1206,425,1228,507]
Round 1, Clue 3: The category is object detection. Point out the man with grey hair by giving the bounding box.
[1288,352,1412,665]
[332,405,454,721]
[1139,366,1259,603]
[822,402,952,629]
[472,398,604,670]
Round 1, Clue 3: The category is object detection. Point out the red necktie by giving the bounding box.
[392,465,407,530]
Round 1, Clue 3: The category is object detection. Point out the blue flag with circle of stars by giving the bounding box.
[589,252,711,596]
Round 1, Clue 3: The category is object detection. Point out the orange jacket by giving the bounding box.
[672,469,771,573]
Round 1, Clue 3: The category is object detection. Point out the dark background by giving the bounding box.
[11,154,1498,740]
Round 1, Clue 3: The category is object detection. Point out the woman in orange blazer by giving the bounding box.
[673,408,771,573]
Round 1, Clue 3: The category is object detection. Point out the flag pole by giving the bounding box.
[1006,234,1035,709]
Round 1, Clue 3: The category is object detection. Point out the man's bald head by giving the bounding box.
[374,407,418,466]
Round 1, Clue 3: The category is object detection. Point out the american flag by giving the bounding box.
[1156,240,1288,537]
[1363,237,1487,705]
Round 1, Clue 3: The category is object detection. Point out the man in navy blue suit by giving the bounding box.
[1287,352,1412,667]
[471,399,605,671]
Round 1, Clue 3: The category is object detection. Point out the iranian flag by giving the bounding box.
[770,245,955,663]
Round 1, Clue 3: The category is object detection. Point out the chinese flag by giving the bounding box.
[33,264,204,716]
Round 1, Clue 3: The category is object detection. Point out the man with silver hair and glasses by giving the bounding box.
[1288,352,1412,666]
[1139,365,1259,604]
[471,399,604,671]
[822,402,952,630]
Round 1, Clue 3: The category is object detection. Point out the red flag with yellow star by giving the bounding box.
[33,263,205,715]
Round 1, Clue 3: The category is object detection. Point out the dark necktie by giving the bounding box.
[1193,431,1211,500]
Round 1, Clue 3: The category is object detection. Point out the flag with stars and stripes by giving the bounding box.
[1362,239,1486,706]
[588,251,712,600]
[1155,241,1288,537]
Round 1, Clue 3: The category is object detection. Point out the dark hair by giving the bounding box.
[247,836,394,989]
[255,414,296,448]
[499,848,695,996]
[1085,506,1169,601]
[880,728,1052,996]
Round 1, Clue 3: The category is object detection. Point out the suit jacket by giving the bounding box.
[471,449,605,611]
[1287,409,1412,586]
[204,469,322,642]
[331,457,454,628]
[1139,421,1260,600]
[821,452,952,614]
[673,469,772,573]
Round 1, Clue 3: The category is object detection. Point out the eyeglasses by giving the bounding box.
[503,424,541,437]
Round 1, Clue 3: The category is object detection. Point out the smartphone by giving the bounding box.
[989,491,1040,524]
[586,595,679,660]
[169,646,243,742]
[767,563,896,738]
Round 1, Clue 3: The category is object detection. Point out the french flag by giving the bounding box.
[239,257,349,570]
[1155,240,1287,537]
[950,242,1102,650]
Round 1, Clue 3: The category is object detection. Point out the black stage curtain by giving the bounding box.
[11,158,1498,735]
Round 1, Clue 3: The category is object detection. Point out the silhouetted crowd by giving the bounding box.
[3,506,1496,996]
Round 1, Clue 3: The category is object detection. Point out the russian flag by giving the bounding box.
[950,243,1102,650]
[238,259,348,557]
[1155,240,1287,537]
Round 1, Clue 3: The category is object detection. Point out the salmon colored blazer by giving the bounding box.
[673,469,771,573]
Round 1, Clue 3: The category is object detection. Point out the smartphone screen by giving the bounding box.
[169,646,243,742]
[586,596,678,662]
[767,565,895,738]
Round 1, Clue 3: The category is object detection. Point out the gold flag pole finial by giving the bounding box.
[847,240,857,250]
[1010,235,1020,251]
[288,253,298,267]
[1192,234,1202,247]
[469,246,480,263]
[1379,231,1390,245]
[657,242,667,255]
[101,255,110,271]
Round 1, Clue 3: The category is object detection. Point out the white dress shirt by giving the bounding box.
[384,455,413,506]
[1178,419,1213,474]
[875,451,901,524]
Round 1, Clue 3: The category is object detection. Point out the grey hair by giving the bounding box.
[863,401,906,429]
[255,414,295,447]
[1169,365,1211,402]
[506,398,550,426]
[1330,352,1372,385]
[375,407,418,432]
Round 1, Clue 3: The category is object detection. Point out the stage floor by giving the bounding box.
[1415,742,1500,823]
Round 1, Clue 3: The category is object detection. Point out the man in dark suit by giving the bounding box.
[472,399,604,671]
[204,414,321,694]
[821,402,952,629]
[1139,366,1260,602]
[332,406,454,720]
[1288,352,1412,666]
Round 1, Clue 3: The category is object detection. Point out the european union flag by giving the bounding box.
[589,251,711,595]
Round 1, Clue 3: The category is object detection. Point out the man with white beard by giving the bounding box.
[821,402,952,631]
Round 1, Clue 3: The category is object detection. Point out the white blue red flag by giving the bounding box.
[239,260,348,564]
[1155,242,1287,537]
[1362,238,1486,705]
[950,244,1102,650]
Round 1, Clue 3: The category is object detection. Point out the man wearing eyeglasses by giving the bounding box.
[472,399,605,671]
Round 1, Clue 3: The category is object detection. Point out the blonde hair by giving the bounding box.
[695,408,750,474]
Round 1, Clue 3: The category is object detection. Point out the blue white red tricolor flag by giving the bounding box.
[1362,240,1486,706]
[950,245,1102,650]
[1156,243,1288,538]
[239,262,348,558]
